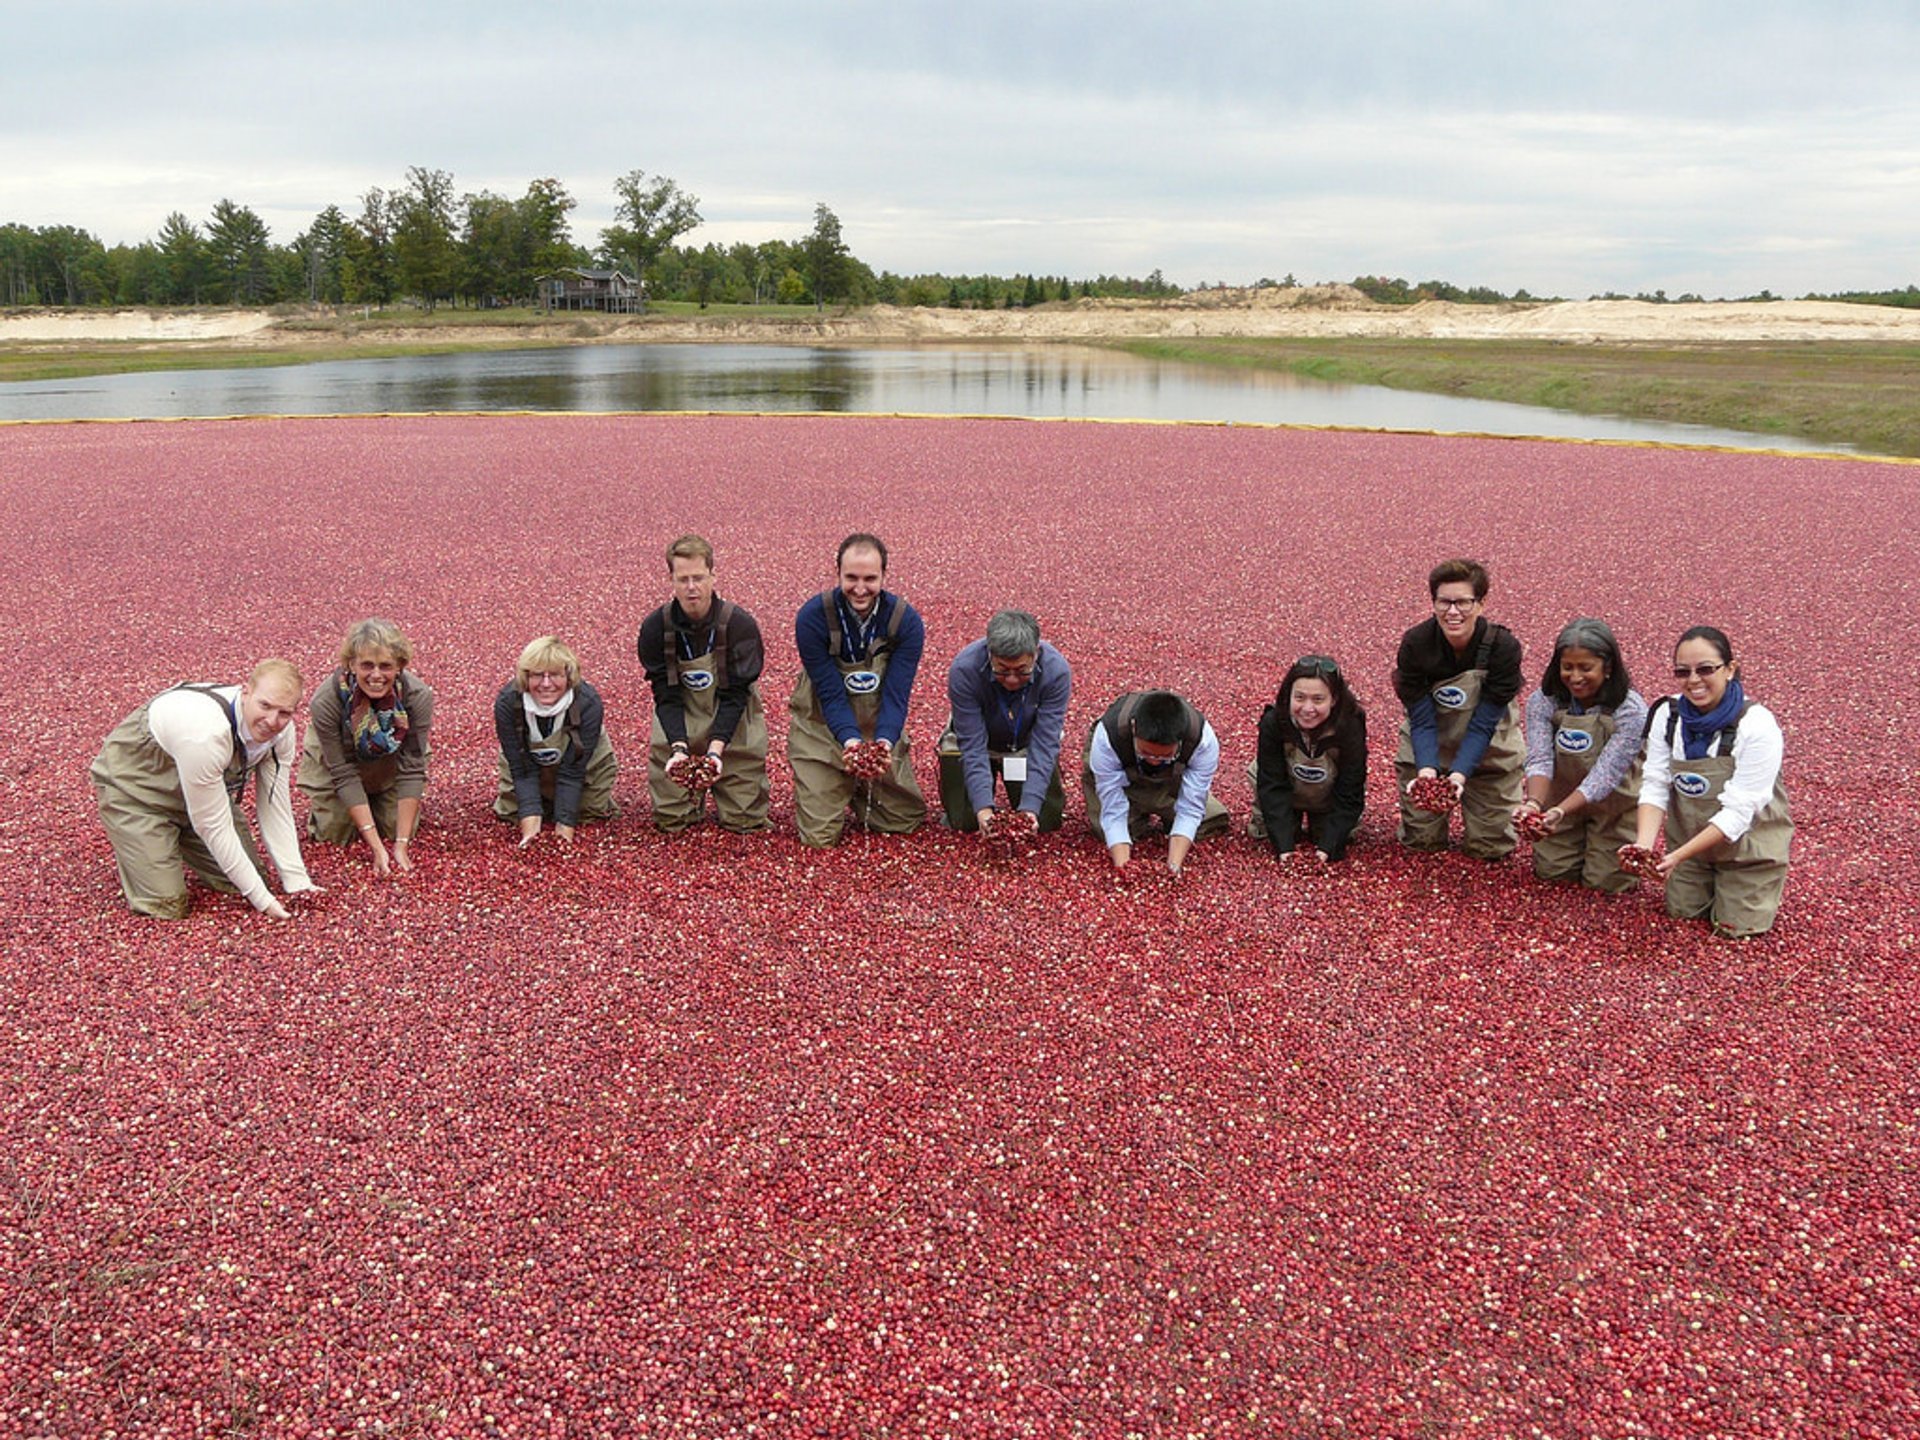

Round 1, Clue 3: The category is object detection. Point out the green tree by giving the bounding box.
[292,205,351,303]
[517,177,579,288]
[33,225,112,304]
[802,202,849,311]
[459,188,518,305]
[342,188,398,305]
[153,212,206,305]
[598,169,701,304]
[392,166,458,310]
[206,199,272,305]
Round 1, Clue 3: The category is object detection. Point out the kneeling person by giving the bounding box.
[939,609,1071,838]
[1082,689,1229,874]
[494,636,618,845]
[637,535,770,832]
[90,659,320,919]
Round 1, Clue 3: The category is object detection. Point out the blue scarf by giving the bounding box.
[1680,678,1745,760]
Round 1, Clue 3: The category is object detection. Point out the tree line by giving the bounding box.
[0,166,1183,313]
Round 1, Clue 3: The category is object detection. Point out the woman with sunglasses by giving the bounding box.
[1251,655,1367,861]
[1626,625,1792,938]
[1513,618,1647,892]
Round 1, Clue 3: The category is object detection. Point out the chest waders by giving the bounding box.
[1529,703,1642,892]
[1657,700,1793,937]
[1080,692,1230,842]
[1394,634,1524,858]
[788,591,927,847]
[88,684,270,918]
[936,668,1067,834]
[1246,733,1343,842]
[297,671,413,844]
[492,698,619,826]
[649,601,770,833]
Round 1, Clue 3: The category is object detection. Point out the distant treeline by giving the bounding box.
[1,167,1911,313]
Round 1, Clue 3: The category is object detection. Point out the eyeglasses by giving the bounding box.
[527,670,569,684]
[1672,662,1727,680]
[1294,655,1340,679]
[1433,596,1480,613]
[989,661,1035,681]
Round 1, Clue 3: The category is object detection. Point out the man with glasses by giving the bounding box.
[1392,558,1525,858]
[938,609,1071,841]
[1081,689,1229,875]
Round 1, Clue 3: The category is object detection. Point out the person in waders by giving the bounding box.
[637,534,771,833]
[1249,655,1367,862]
[1515,617,1647,892]
[89,659,320,919]
[789,533,927,847]
[492,636,619,847]
[297,617,434,877]
[938,608,1071,841]
[1081,689,1229,875]
[1628,625,1791,938]
[1392,558,1525,859]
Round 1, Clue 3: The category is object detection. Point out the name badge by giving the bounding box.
[1554,728,1594,754]
[1434,685,1470,710]
[844,670,881,695]
[1675,772,1712,798]
[681,669,714,691]
[1001,754,1029,783]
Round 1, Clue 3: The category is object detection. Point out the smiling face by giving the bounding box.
[1558,645,1608,705]
[671,554,716,621]
[1289,676,1334,733]
[351,646,402,701]
[1432,581,1484,652]
[838,544,886,617]
[525,667,570,707]
[238,674,301,743]
[1673,635,1736,710]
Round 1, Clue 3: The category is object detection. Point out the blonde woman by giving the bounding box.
[494,636,619,846]
[298,618,434,876]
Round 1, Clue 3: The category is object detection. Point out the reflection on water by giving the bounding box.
[0,343,1848,451]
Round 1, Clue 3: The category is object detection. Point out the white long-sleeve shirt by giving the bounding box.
[146,685,314,910]
[1637,698,1784,845]
[1087,720,1220,848]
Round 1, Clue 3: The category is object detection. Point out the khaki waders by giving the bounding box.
[1395,664,1523,858]
[1246,741,1340,845]
[788,638,926,848]
[492,726,619,825]
[1531,704,1639,893]
[1079,710,1230,843]
[298,732,408,844]
[90,696,269,919]
[936,717,1067,833]
[1662,731,1792,938]
[648,632,770,833]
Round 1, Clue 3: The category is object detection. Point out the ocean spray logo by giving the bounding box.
[1675,772,1712,799]
[1434,685,1469,710]
[1291,764,1330,784]
[1554,729,1594,754]
[844,670,881,695]
[681,669,714,692]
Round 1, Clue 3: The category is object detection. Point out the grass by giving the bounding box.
[1102,337,1920,457]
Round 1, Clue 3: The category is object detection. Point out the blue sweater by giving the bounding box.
[794,590,925,745]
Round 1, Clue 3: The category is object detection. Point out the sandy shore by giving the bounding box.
[7,285,1920,348]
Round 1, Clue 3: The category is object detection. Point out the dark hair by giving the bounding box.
[1428,557,1489,600]
[1541,617,1632,709]
[1132,690,1189,747]
[1675,624,1734,667]
[837,533,888,571]
[1276,654,1364,744]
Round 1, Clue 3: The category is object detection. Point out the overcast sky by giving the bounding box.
[5,1,1916,298]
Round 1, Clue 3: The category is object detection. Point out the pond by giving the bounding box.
[0,343,1847,451]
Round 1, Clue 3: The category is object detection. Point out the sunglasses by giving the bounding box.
[1295,655,1340,679]
[1671,662,1728,680]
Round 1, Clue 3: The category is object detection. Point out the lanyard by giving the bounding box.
[993,666,1038,744]
[834,592,881,661]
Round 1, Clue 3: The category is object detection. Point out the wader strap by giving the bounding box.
[822,590,903,662]
[1659,697,1745,752]
[709,600,734,691]
[654,604,680,687]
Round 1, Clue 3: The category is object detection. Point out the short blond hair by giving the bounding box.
[249,658,304,694]
[515,635,581,692]
[666,534,715,572]
[336,617,413,668]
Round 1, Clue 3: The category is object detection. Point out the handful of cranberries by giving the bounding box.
[1514,806,1557,841]
[1618,844,1665,880]
[1409,775,1459,814]
[983,807,1039,857]
[673,754,720,793]
[843,739,893,780]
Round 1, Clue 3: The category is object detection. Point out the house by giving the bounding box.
[537,268,642,313]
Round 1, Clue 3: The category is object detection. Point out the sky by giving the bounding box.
[5,0,1917,299]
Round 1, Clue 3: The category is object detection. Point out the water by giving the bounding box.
[0,343,1847,451]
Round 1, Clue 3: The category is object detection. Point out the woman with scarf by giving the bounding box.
[1250,654,1367,862]
[1513,618,1647,892]
[298,618,434,876]
[493,635,618,847]
[1627,625,1792,938]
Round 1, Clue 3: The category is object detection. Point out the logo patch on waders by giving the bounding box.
[1675,772,1712,799]
[844,671,881,695]
[1554,729,1594,754]
[1434,685,1469,710]
[1291,764,1329,784]
[682,670,714,691]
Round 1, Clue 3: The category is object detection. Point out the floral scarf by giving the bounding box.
[339,669,409,761]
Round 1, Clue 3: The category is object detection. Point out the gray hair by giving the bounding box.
[985,609,1041,659]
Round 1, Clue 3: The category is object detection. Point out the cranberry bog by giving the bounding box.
[4,415,1916,1438]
